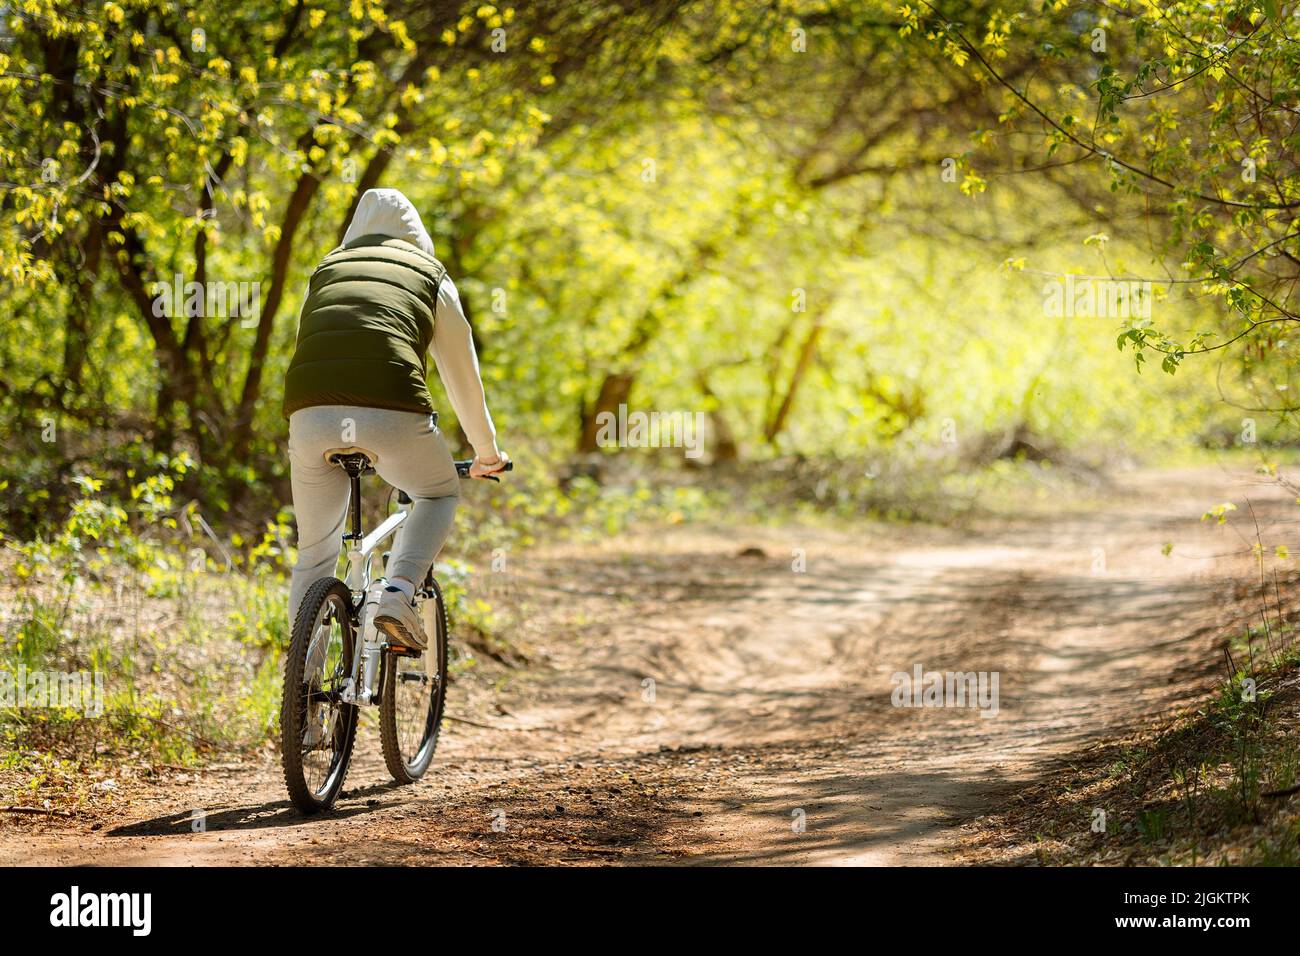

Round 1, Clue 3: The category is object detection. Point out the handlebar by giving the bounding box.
[454,458,514,482]
[394,458,515,505]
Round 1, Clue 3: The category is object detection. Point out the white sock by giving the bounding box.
[387,579,415,602]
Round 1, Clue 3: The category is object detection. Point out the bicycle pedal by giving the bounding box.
[382,641,422,657]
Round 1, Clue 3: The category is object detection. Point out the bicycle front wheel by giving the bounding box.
[281,577,359,813]
[379,576,448,783]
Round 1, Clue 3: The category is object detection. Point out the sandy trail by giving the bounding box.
[2,465,1287,865]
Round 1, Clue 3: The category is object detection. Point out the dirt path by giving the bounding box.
[2,465,1289,865]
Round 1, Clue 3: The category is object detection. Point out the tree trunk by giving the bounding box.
[697,372,739,463]
[764,318,825,444]
[577,372,635,454]
[227,159,323,463]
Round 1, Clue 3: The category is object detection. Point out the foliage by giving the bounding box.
[902,1,1300,409]
[5,1,1291,540]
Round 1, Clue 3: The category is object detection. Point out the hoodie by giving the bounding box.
[341,187,438,256]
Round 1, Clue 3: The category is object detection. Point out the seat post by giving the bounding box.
[329,453,371,543]
[347,472,363,541]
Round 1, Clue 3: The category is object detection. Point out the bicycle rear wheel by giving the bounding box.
[379,575,448,783]
[281,577,359,813]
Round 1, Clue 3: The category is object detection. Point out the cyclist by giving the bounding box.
[282,188,508,651]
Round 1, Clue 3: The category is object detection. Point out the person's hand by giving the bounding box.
[469,451,510,479]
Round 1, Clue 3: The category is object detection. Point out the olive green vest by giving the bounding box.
[282,235,447,418]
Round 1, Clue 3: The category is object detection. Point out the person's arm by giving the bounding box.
[430,277,502,463]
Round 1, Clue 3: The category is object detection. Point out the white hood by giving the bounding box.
[341,188,435,255]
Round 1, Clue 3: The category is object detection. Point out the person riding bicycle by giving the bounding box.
[282,188,508,651]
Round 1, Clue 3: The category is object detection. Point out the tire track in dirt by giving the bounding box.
[1,466,1287,865]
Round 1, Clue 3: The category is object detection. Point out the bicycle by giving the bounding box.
[279,451,512,813]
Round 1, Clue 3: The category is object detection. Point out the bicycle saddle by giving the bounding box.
[327,451,375,476]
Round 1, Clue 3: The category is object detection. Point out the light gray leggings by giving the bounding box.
[287,405,459,627]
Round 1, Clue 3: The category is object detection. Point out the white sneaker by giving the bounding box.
[374,587,428,651]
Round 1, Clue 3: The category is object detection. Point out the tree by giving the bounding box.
[901,1,1299,395]
[0,0,692,500]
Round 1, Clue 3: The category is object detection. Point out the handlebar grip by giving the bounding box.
[454,459,513,480]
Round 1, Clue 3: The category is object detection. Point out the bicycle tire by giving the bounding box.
[281,577,359,813]
[378,575,448,783]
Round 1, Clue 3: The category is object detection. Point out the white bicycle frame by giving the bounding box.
[333,467,413,707]
[315,442,487,709]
